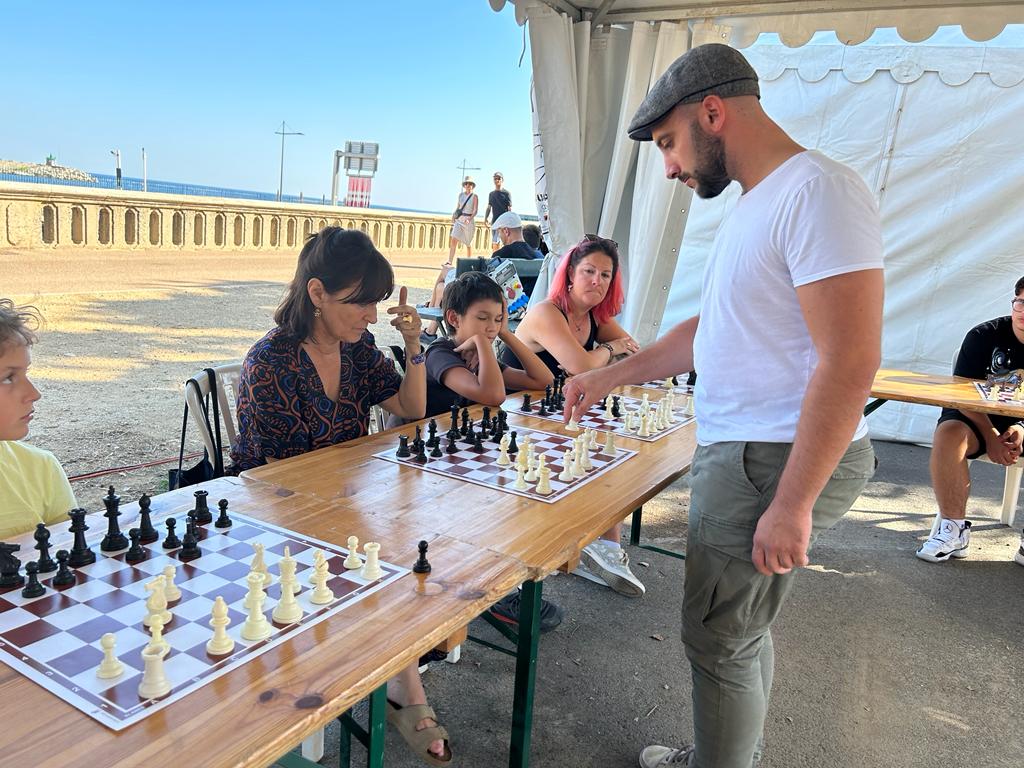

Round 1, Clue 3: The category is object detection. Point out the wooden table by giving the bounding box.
[0,476,530,768]
[244,386,698,767]
[870,368,1024,418]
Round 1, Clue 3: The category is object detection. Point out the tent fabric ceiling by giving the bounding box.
[492,1,1024,46]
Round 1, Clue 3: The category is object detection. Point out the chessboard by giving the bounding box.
[521,392,694,443]
[974,381,1024,406]
[638,377,694,395]
[374,419,637,504]
[0,492,407,731]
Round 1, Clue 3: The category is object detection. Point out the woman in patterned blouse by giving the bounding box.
[233,227,450,764]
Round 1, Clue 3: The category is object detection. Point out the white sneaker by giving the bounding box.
[639,745,693,767]
[916,518,971,562]
[571,560,606,587]
[1014,534,1024,567]
[580,540,645,597]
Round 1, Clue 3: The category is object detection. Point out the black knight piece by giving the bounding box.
[413,540,431,574]
[192,490,213,525]
[137,493,159,544]
[611,395,622,418]
[51,550,75,587]
[187,511,205,540]
[396,434,411,458]
[21,561,45,598]
[125,528,146,564]
[0,542,24,588]
[163,518,181,549]
[100,486,128,552]
[67,508,96,567]
[215,498,233,528]
[34,524,56,573]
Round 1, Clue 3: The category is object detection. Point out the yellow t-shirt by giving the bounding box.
[0,441,77,539]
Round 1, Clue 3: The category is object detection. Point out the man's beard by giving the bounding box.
[687,119,731,199]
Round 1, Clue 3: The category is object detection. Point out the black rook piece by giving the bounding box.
[413,540,431,574]
[67,508,96,567]
[52,550,75,588]
[192,490,212,525]
[163,518,181,549]
[137,493,159,544]
[521,393,532,412]
[21,562,45,599]
[215,499,233,528]
[0,542,24,588]
[125,528,146,564]
[396,435,411,458]
[100,486,128,553]
[34,524,56,573]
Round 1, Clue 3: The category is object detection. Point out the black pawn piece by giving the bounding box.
[671,375,679,386]
[508,430,519,454]
[52,550,75,588]
[445,435,459,455]
[414,439,428,463]
[100,486,128,553]
[426,419,438,448]
[34,524,56,573]
[396,434,411,458]
[430,441,443,459]
[599,396,607,410]
[179,525,201,562]
[521,393,532,412]
[413,540,431,574]
[192,490,212,525]
[125,528,146,564]
[499,409,508,429]
[473,432,484,453]
[215,498,232,528]
[538,400,549,417]
[481,407,491,429]
[414,425,423,447]
[611,395,622,418]
[0,542,24,588]
[163,518,181,549]
[137,493,159,544]
[21,562,45,598]
[67,508,96,567]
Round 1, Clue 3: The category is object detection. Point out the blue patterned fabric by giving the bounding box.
[231,326,401,471]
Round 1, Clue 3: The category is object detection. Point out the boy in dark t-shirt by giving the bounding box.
[917,275,1024,565]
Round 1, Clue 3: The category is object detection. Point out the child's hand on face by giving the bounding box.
[453,336,481,371]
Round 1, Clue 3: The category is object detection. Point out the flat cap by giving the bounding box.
[627,43,760,141]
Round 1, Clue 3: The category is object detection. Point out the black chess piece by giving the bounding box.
[396,434,411,458]
[21,562,45,598]
[125,528,146,564]
[179,524,201,562]
[671,375,678,386]
[460,408,470,436]
[413,540,431,574]
[481,406,491,430]
[414,425,422,446]
[611,395,621,418]
[498,409,508,429]
[0,542,24,588]
[473,432,484,453]
[521,393,532,412]
[414,439,428,463]
[100,486,128,552]
[507,430,519,454]
[490,418,504,443]
[445,435,459,455]
[51,550,75,588]
[430,441,443,459]
[34,524,56,573]
[538,400,549,417]
[426,419,438,448]
[544,384,552,407]
[192,490,213,525]
[67,508,96,567]
[599,396,607,410]
[163,518,181,549]
[187,511,205,540]
[464,419,476,444]
[215,498,233,528]
[137,493,159,544]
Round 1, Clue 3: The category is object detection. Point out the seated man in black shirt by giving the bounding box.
[917,275,1024,565]
[491,212,542,260]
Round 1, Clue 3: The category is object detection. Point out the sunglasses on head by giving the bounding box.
[583,233,619,250]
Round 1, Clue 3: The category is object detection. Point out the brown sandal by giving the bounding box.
[386,699,453,766]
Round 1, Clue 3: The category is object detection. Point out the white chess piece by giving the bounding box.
[251,542,272,587]
[144,575,172,628]
[663,377,674,390]
[638,411,651,437]
[497,435,511,466]
[513,464,529,490]
[137,640,171,700]
[603,399,614,420]
[161,565,181,602]
[310,558,335,605]
[623,412,636,433]
[361,542,383,580]
[527,445,537,470]
[566,414,580,432]
[308,550,326,585]
[272,546,303,624]
[558,450,574,482]
[641,393,650,413]
[581,441,593,471]
[536,464,553,496]
[343,536,362,570]
[520,435,532,458]
[684,395,695,417]
[525,454,539,483]
[602,429,616,455]
[666,393,678,423]
[96,632,124,679]
[571,440,586,478]
[241,571,272,641]
[587,428,600,450]
[990,384,1002,401]
[206,596,235,655]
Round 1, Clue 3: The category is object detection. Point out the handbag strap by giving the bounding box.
[204,368,225,476]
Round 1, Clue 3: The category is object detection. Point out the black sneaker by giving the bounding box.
[488,592,564,633]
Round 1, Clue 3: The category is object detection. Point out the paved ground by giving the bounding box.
[5,247,1022,767]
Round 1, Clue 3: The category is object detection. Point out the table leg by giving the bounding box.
[367,683,388,768]
[508,579,542,768]
[629,506,643,545]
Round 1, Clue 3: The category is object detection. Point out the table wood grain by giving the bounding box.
[872,368,1024,418]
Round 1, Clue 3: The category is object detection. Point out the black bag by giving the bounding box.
[168,369,225,490]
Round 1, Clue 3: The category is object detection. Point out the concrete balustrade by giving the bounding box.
[0,182,493,254]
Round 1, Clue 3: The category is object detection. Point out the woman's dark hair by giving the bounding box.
[275,227,394,341]
[442,271,504,317]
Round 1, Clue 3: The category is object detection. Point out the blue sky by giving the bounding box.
[1,1,533,213]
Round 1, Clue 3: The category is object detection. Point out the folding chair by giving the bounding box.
[183,363,241,462]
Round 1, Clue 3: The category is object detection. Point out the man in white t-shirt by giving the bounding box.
[562,44,884,768]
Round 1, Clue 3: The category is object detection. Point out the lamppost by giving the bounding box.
[110,149,122,189]
[142,147,147,192]
[275,121,303,202]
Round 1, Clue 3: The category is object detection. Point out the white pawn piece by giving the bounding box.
[96,632,124,679]
[989,384,1002,401]
[525,455,540,483]
[497,434,511,466]
[137,641,171,700]
[343,536,362,570]
[520,435,532,460]
[241,571,272,641]
[527,445,537,470]
[513,464,529,490]
[566,414,580,432]
[536,463,553,496]
[144,575,172,628]
[272,547,303,624]
[516,443,530,471]
[663,377,674,390]
[206,596,235,655]
[361,542,383,580]
[623,412,636,433]
[251,542,272,587]
[308,549,326,585]
[162,565,182,602]
[602,428,616,455]
[641,393,650,413]
[146,610,170,656]
[558,450,574,482]
[638,410,651,437]
[666,393,678,423]
[603,398,614,420]
[684,395,695,417]
[310,558,335,605]
[587,428,600,450]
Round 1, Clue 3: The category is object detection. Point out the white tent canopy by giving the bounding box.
[491,0,1024,445]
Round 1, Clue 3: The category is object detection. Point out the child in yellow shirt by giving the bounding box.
[0,299,76,539]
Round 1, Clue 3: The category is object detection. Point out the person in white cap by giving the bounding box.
[491,211,541,261]
[448,176,478,261]
[484,171,511,251]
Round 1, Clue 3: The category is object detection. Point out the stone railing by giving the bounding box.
[0,181,493,254]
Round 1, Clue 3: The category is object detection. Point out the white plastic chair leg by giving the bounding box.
[1000,463,1023,526]
[445,644,461,664]
[301,727,325,761]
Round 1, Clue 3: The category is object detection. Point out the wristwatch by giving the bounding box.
[408,351,426,366]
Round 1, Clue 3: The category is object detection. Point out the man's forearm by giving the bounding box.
[604,315,698,388]
[958,408,996,439]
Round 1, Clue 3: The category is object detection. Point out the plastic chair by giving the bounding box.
[368,347,405,434]
[183,363,241,461]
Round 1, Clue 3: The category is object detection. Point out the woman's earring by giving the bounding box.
[313,307,322,318]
